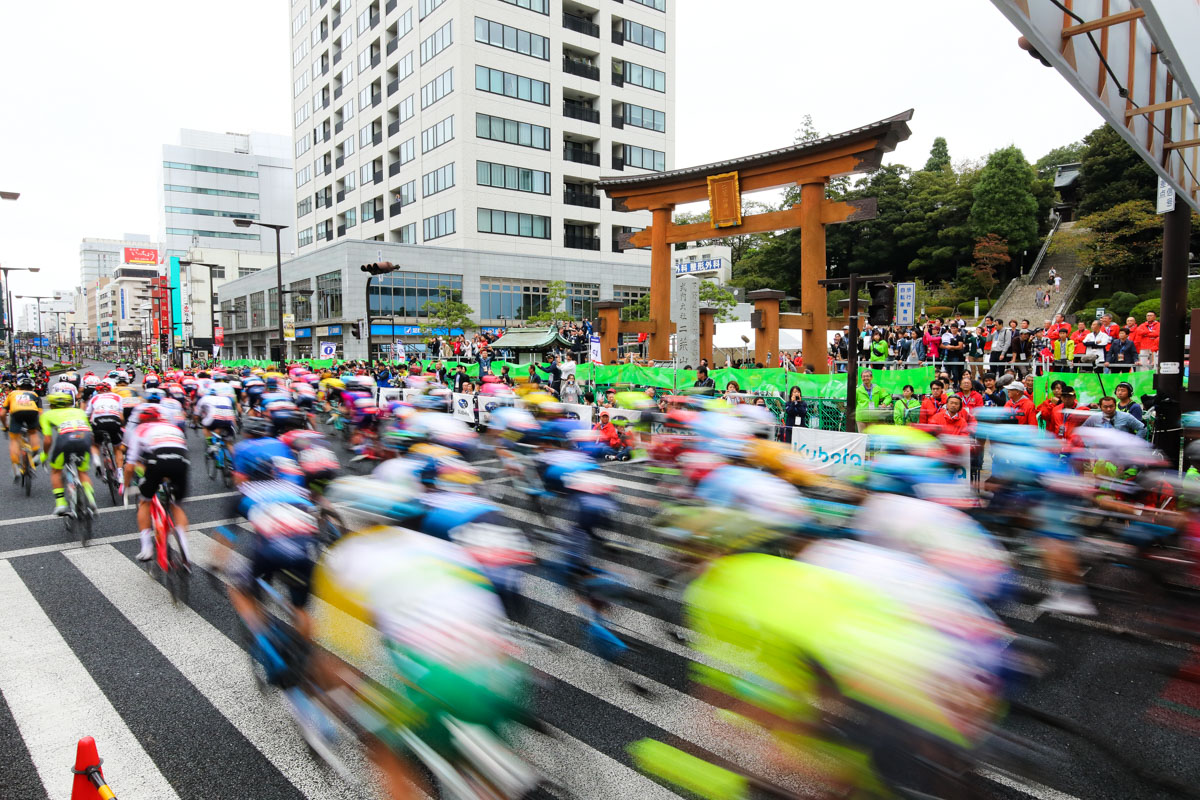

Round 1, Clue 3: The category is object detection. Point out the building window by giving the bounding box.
[475,161,549,194]
[475,113,550,150]
[368,271,462,317]
[233,297,248,329]
[293,39,309,67]
[420,115,454,153]
[339,65,354,88]
[474,66,548,105]
[422,162,455,197]
[356,7,372,34]
[360,162,375,184]
[343,169,357,191]
[268,287,279,326]
[250,291,266,327]
[297,165,312,187]
[361,200,377,221]
[622,103,666,132]
[164,207,260,219]
[396,222,417,243]
[474,18,548,60]
[295,132,312,157]
[298,197,313,218]
[423,209,456,241]
[420,68,454,109]
[162,161,258,177]
[165,185,260,199]
[396,180,417,206]
[395,51,414,82]
[623,19,666,52]
[295,102,311,128]
[239,266,259,278]
[317,270,342,319]
[294,72,309,97]
[316,220,331,240]
[221,300,234,329]
[629,0,665,10]
[298,227,314,247]
[166,228,261,241]
[342,136,355,158]
[420,19,452,64]
[618,60,666,92]
[290,279,313,321]
[357,47,371,74]
[344,207,357,229]
[479,279,549,319]
[615,285,650,319]
[396,8,413,38]
[623,144,666,171]
[340,99,355,123]
[476,208,550,239]
[567,282,600,320]
[340,27,354,51]
[498,0,548,12]
[359,121,373,147]
[398,137,415,165]
[397,94,415,124]
[292,5,309,35]
[418,0,445,19]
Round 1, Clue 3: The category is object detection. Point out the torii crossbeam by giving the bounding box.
[597,110,913,372]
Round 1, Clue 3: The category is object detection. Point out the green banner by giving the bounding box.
[1031,370,1155,406]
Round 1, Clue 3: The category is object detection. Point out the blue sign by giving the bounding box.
[895,282,916,326]
[294,327,311,338]
[674,258,725,275]
[369,324,463,336]
[120,288,126,320]
[480,326,503,335]
[327,325,342,335]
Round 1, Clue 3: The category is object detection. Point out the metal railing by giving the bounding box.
[1022,212,1062,285]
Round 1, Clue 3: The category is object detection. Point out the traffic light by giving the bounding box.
[351,319,362,339]
[360,261,398,275]
[867,282,894,326]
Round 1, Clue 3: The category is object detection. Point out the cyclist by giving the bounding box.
[126,405,191,563]
[80,371,100,404]
[196,386,238,452]
[1,377,43,478]
[114,376,140,423]
[85,380,127,475]
[40,393,97,515]
[49,376,79,405]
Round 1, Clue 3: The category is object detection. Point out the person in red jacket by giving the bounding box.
[1135,311,1160,366]
[930,394,972,437]
[1045,386,1089,439]
[1004,383,1038,426]
[1036,379,1066,427]
[954,373,983,411]
[918,380,947,424]
[593,412,630,461]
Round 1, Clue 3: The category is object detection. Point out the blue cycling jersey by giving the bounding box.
[232,438,306,487]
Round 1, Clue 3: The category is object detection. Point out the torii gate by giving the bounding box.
[596,110,913,373]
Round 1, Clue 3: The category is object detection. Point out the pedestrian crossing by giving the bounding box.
[0,460,1088,800]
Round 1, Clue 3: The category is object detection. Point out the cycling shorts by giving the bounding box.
[139,448,190,502]
[206,418,236,436]
[8,410,39,436]
[122,406,136,423]
[244,535,317,607]
[91,416,124,447]
[50,432,93,471]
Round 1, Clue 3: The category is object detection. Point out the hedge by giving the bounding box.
[1129,299,1160,320]
[957,299,992,314]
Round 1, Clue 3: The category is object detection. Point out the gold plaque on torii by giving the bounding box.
[707,171,742,228]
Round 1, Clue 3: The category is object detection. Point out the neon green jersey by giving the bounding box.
[39,408,91,439]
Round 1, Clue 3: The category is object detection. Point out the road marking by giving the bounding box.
[0,559,182,800]
[0,518,239,562]
[0,490,237,528]
[511,723,683,800]
[65,545,371,800]
[980,768,1085,800]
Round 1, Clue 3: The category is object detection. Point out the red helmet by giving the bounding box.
[95,381,111,392]
[138,406,163,423]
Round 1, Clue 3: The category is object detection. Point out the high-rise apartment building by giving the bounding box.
[160,129,296,260]
[289,0,674,260]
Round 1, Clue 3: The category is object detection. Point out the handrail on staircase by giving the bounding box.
[1054,268,1086,318]
[1022,212,1062,286]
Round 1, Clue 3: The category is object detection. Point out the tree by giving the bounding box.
[1033,141,1085,179]
[526,280,573,325]
[968,145,1039,255]
[621,294,650,321]
[421,290,474,340]
[924,137,951,172]
[699,280,737,322]
[1070,200,1162,286]
[1078,124,1156,215]
[672,198,778,265]
[972,234,1009,299]
[895,166,979,282]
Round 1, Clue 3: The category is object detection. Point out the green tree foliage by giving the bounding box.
[1070,200,1162,284]
[621,294,650,321]
[1033,141,1085,179]
[968,145,1040,255]
[1078,125,1156,215]
[924,137,951,172]
[420,293,475,339]
[1106,291,1139,320]
[698,280,737,323]
[526,280,573,325]
[894,166,980,281]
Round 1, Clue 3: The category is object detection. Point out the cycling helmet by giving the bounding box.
[47,392,73,409]
[143,388,164,402]
[143,375,160,388]
[241,417,275,438]
[269,407,305,432]
[17,377,33,389]
[264,377,280,391]
[95,381,111,392]
[138,406,164,423]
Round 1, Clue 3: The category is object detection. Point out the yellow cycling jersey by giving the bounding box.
[4,390,40,413]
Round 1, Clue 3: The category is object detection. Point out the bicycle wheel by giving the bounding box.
[76,472,92,546]
[103,452,118,506]
[317,506,347,549]
[205,448,217,481]
[221,453,234,488]
[21,450,31,497]
[165,531,189,605]
[63,475,76,535]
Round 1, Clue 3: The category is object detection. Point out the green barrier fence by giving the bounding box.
[1031,370,1155,406]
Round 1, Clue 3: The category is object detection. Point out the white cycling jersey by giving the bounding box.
[126,421,187,465]
[86,392,124,421]
[196,394,236,426]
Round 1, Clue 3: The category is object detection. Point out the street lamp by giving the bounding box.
[0,266,39,365]
[179,260,224,353]
[16,295,53,363]
[0,191,18,201]
[232,218,289,365]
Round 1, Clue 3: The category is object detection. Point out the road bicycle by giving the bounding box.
[96,438,120,506]
[17,435,35,497]
[148,477,189,604]
[61,452,95,546]
[205,430,234,488]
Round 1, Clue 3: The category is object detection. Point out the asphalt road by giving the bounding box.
[0,359,1197,800]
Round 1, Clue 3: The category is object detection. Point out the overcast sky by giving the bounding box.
[0,0,1101,296]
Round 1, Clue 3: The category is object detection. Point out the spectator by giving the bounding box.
[965,326,985,373]
[1004,383,1038,426]
[1108,328,1138,371]
[919,380,946,424]
[593,411,630,461]
[694,366,715,389]
[868,331,889,367]
[1051,328,1076,371]
[1082,395,1145,435]
[1037,379,1066,427]
[893,384,921,425]
[1100,314,1120,339]
[1082,321,1111,372]
[1048,386,1090,439]
[723,381,742,402]
[931,394,972,436]
[499,365,513,386]
[1135,311,1160,366]
[980,373,1007,407]
[955,374,983,411]
[855,368,892,415]
[783,386,807,440]
[452,364,469,393]
[600,388,617,409]
[560,374,581,403]
[941,323,966,383]
[547,355,563,396]
[1008,330,1034,377]
[1113,381,1143,422]
[922,322,942,366]
[830,332,849,373]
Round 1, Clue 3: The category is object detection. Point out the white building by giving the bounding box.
[160,130,296,260]
[79,234,161,290]
[289,0,673,263]
[178,247,275,350]
[94,268,158,351]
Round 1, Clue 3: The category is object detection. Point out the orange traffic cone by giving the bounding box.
[71,736,116,800]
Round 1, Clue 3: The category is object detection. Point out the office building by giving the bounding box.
[288,0,674,262]
[179,247,277,351]
[79,235,161,290]
[160,129,296,261]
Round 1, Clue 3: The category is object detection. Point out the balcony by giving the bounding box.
[611,239,624,253]
[372,132,382,146]
[322,228,334,241]
[562,56,599,81]
[388,120,399,136]
[564,190,600,208]
[336,189,346,202]
[385,0,396,12]
[611,71,624,87]
[334,120,344,134]
[370,13,379,28]
[373,171,383,185]
[563,147,600,166]
[612,112,624,129]
[562,102,599,124]
[333,49,342,64]
[611,29,624,45]
[562,13,599,37]
[611,155,625,171]
[371,53,381,68]
[371,92,382,107]
[389,161,400,176]
[335,155,345,168]
[331,13,341,28]
[564,234,600,251]
[388,78,399,95]
[334,85,343,99]
[337,224,347,237]
[389,201,403,217]
[386,37,397,55]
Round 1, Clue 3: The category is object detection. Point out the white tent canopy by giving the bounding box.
[712,321,804,353]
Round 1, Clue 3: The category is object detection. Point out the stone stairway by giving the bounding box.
[990,221,1083,326]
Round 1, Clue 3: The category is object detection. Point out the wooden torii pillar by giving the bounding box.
[598,110,913,373]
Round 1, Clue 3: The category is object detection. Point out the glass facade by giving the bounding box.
[567,282,600,320]
[289,279,313,322]
[368,271,463,317]
[317,270,342,319]
[250,292,266,328]
[480,279,549,320]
